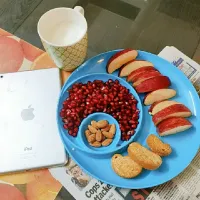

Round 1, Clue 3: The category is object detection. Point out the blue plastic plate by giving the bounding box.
[58,73,143,155]
[58,50,200,188]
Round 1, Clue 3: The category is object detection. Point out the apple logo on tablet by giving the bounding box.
[21,105,35,121]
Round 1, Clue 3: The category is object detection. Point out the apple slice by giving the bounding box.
[127,66,155,82]
[149,100,163,114]
[152,104,192,125]
[131,69,160,83]
[143,89,176,106]
[107,49,138,74]
[135,76,171,93]
[133,71,162,87]
[151,100,181,115]
[157,117,192,136]
[119,60,154,77]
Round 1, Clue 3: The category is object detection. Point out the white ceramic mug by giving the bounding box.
[37,6,88,71]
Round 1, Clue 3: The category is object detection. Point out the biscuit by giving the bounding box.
[111,154,142,178]
[147,134,172,156]
[128,142,162,170]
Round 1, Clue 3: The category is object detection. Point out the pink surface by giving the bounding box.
[0,28,64,200]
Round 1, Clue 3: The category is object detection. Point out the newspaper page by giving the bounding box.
[50,47,200,200]
[159,46,200,96]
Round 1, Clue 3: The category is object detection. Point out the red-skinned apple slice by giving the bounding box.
[135,76,171,93]
[127,66,155,82]
[107,49,138,74]
[143,89,176,106]
[151,100,181,115]
[149,100,163,114]
[152,104,192,125]
[157,117,192,136]
[133,72,162,87]
[131,69,160,82]
[119,60,154,77]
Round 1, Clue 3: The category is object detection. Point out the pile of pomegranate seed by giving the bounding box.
[60,79,139,140]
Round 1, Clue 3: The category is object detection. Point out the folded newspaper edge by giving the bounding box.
[50,46,200,200]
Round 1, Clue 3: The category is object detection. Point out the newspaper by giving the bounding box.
[159,46,200,95]
[50,46,200,200]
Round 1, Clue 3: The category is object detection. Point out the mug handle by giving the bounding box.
[74,6,84,16]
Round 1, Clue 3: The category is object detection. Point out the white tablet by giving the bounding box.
[0,68,67,173]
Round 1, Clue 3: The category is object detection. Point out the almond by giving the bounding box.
[85,130,92,139]
[90,141,101,147]
[101,134,106,141]
[88,134,96,143]
[96,130,103,142]
[109,124,116,135]
[91,120,98,129]
[88,125,97,134]
[102,139,113,146]
[101,125,111,132]
[102,131,114,139]
[96,120,108,128]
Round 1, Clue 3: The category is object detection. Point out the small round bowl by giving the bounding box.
[57,73,143,156]
[80,112,121,154]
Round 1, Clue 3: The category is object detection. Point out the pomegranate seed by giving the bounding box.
[127,131,132,135]
[74,127,78,132]
[75,121,80,126]
[103,100,107,105]
[125,125,130,130]
[114,80,119,84]
[93,99,98,104]
[68,122,73,127]
[72,132,76,137]
[114,97,119,102]
[60,111,65,117]
[132,114,137,118]
[61,108,65,112]
[110,102,114,106]
[77,89,82,94]
[109,94,114,99]
[121,127,125,132]
[63,124,68,129]
[131,124,137,128]
[113,91,117,96]
[62,119,68,123]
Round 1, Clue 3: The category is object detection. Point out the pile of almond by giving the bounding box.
[85,120,116,147]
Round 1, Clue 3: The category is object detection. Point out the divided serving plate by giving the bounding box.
[57,50,200,188]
